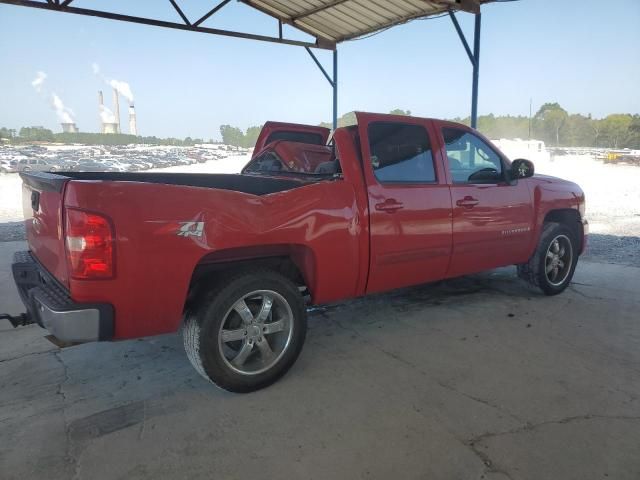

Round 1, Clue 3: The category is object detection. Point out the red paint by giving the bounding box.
[434,121,534,276]
[356,113,453,293]
[21,113,587,341]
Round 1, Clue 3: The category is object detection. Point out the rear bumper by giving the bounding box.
[11,251,114,343]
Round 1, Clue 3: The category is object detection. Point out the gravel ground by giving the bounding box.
[0,222,25,243]
[532,153,640,267]
[1,153,638,266]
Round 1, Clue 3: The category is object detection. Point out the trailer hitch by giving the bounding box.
[0,313,34,328]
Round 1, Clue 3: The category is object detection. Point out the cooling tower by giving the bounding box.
[61,123,78,133]
[102,122,119,134]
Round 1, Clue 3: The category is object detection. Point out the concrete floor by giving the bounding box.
[1,240,639,480]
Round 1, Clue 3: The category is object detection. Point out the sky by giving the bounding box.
[0,0,639,139]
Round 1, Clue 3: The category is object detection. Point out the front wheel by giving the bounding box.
[518,222,578,295]
[183,270,307,392]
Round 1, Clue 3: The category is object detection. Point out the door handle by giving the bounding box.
[456,196,479,208]
[375,199,404,213]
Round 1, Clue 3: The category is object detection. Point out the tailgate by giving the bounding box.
[20,172,71,286]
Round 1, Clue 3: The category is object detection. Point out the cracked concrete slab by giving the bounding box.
[473,416,640,480]
[1,240,639,479]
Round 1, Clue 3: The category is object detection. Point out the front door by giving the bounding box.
[356,113,453,294]
[437,124,533,277]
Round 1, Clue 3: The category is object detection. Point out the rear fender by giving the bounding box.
[182,244,317,322]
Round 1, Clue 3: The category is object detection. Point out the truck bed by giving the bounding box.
[23,171,311,196]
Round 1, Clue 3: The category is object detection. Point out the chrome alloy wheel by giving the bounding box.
[545,234,573,286]
[218,290,294,375]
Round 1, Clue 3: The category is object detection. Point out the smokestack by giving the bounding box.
[98,90,105,133]
[112,87,120,134]
[128,104,137,136]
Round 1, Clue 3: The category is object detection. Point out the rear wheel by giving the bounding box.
[183,270,307,392]
[518,222,578,295]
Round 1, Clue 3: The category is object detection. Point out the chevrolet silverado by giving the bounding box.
[5,112,587,392]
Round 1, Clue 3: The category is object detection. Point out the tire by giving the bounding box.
[183,270,307,392]
[517,222,578,296]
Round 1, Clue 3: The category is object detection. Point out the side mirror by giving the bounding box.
[511,159,534,179]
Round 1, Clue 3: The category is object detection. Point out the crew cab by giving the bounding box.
[8,113,587,392]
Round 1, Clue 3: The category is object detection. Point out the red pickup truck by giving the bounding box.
[8,112,587,392]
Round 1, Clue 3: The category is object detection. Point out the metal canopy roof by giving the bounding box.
[0,0,504,129]
[0,0,495,50]
[242,0,494,46]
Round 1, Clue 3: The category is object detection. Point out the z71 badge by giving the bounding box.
[177,221,205,238]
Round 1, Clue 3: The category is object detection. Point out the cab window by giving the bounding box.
[368,122,436,183]
[442,128,504,184]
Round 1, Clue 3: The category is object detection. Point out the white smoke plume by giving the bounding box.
[109,79,134,103]
[31,71,47,93]
[92,62,134,103]
[31,70,76,124]
[51,93,75,123]
[99,105,116,123]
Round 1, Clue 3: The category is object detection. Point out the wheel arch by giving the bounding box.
[543,208,584,252]
[184,243,317,313]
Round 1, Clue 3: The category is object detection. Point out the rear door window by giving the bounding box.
[367,122,436,183]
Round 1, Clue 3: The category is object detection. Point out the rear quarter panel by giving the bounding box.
[63,179,362,339]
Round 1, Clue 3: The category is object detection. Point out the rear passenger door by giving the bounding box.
[356,113,453,294]
[437,124,533,277]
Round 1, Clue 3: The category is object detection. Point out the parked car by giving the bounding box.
[74,159,122,172]
[14,158,56,172]
[50,158,80,171]
[9,113,587,393]
[0,159,18,173]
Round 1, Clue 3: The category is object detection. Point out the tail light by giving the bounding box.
[65,208,115,279]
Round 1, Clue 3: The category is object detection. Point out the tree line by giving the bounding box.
[221,105,640,150]
[3,103,639,149]
[0,127,209,146]
[466,103,640,149]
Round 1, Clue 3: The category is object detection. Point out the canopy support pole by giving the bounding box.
[471,13,481,129]
[332,49,338,130]
[305,47,338,130]
[449,10,481,129]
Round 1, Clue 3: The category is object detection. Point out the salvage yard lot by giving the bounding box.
[1,151,639,479]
